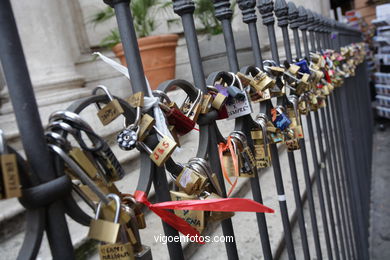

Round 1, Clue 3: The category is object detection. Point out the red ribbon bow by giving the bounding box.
[134,190,275,244]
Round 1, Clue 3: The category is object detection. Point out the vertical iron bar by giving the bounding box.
[236,2,274,259]
[312,14,341,260]
[304,9,334,260]
[275,2,310,259]
[321,19,352,260]
[0,1,74,259]
[333,23,365,259]
[172,1,239,258]
[257,1,298,259]
[328,25,357,259]
[104,1,184,257]
[292,5,323,260]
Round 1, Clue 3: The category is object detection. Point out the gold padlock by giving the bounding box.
[170,191,205,233]
[137,114,155,142]
[88,194,122,244]
[126,91,144,108]
[93,86,124,126]
[138,129,177,167]
[204,192,234,222]
[1,153,21,199]
[200,94,213,114]
[211,93,227,110]
[251,72,275,92]
[288,64,301,75]
[175,167,202,195]
[69,147,98,179]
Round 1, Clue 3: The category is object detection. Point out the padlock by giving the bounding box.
[68,147,98,179]
[138,127,177,167]
[250,71,276,92]
[121,195,146,230]
[188,157,222,197]
[227,85,245,101]
[170,190,205,233]
[175,166,203,195]
[153,90,196,136]
[88,193,122,244]
[117,106,142,151]
[230,131,255,178]
[98,197,136,260]
[201,192,235,222]
[252,114,272,168]
[93,85,124,126]
[180,89,203,122]
[288,64,301,75]
[137,114,155,142]
[159,103,195,136]
[271,106,291,131]
[126,91,144,108]
[0,130,21,199]
[224,73,253,119]
[200,94,213,114]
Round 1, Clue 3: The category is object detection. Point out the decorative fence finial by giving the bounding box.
[213,0,233,21]
[274,0,289,27]
[258,0,275,26]
[237,0,257,24]
[172,0,196,16]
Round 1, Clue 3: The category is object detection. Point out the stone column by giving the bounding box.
[10,0,84,92]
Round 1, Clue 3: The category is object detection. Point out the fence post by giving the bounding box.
[102,1,184,258]
[303,8,335,260]
[172,1,239,259]
[321,16,354,260]
[287,4,323,260]
[0,1,74,259]
[274,1,310,259]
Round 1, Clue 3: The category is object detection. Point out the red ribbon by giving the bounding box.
[134,190,203,243]
[134,190,275,244]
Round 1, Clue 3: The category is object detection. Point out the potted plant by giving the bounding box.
[91,0,179,89]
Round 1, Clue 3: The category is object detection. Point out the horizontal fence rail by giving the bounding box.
[0,0,372,260]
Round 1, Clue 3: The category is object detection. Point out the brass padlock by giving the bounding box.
[1,154,21,199]
[175,167,202,195]
[288,64,301,75]
[252,115,272,168]
[126,91,144,108]
[93,85,124,126]
[211,93,227,110]
[0,130,21,199]
[170,191,205,233]
[203,192,235,222]
[88,194,122,244]
[68,147,98,179]
[137,114,155,142]
[200,94,213,114]
[138,127,177,167]
[250,71,276,92]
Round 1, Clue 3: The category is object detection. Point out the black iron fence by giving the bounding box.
[0,0,372,259]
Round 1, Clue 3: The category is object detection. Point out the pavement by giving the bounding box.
[369,120,390,260]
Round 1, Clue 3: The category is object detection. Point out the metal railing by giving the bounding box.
[0,0,372,259]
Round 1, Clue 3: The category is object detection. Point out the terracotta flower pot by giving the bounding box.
[112,34,179,90]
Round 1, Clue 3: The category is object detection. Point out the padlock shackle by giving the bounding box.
[92,85,115,111]
[95,193,121,223]
[0,129,7,154]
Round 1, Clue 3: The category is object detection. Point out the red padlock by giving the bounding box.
[160,104,195,136]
